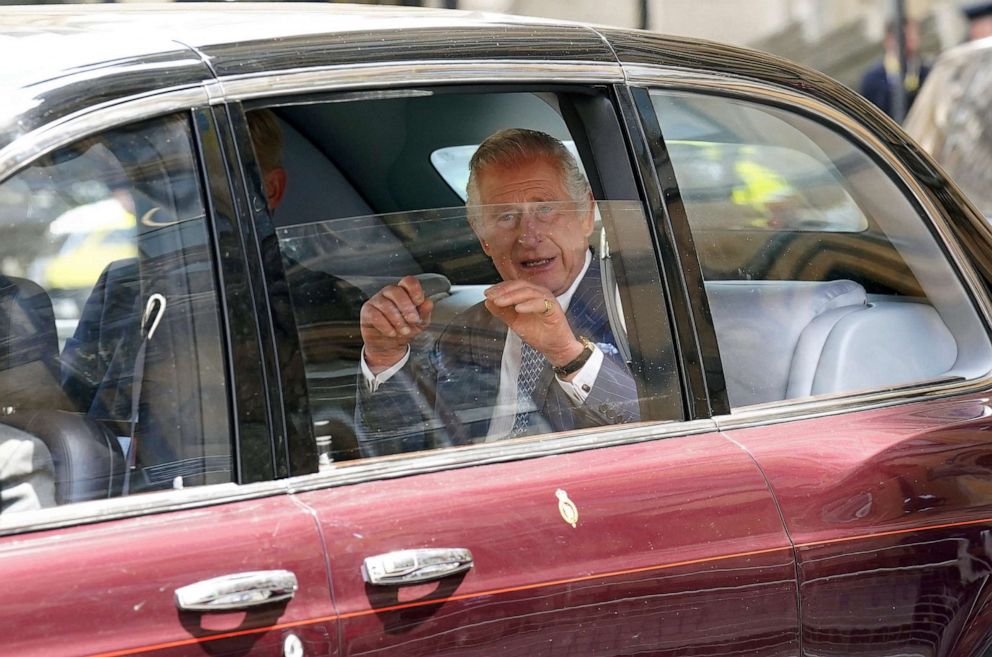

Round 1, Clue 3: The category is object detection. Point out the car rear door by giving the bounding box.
[0,100,337,656]
[725,398,992,657]
[300,434,796,657]
[628,63,992,657]
[222,58,801,657]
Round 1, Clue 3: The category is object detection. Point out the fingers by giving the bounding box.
[485,284,576,360]
[361,276,432,341]
[484,297,514,324]
[485,280,558,316]
[385,276,427,326]
[416,297,434,326]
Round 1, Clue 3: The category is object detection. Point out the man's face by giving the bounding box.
[904,22,920,55]
[472,156,594,296]
[886,21,920,56]
[970,15,992,40]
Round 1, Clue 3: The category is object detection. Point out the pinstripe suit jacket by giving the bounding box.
[356,258,639,457]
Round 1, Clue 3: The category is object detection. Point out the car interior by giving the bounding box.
[0,114,228,506]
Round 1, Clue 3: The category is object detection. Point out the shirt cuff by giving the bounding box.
[555,345,603,404]
[361,346,411,393]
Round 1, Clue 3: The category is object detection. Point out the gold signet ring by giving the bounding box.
[542,298,554,316]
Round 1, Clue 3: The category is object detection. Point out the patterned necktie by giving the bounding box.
[510,341,545,437]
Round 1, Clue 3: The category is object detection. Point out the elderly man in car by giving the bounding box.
[356,128,639,456]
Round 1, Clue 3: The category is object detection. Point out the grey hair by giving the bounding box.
[465,128,591,220]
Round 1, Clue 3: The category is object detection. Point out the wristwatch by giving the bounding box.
[553,336,596,378]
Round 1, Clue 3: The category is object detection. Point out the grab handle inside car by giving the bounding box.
[362,548,473,586]
[175,570,298,612]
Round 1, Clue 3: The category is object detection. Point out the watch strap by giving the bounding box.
[553,336,595,378]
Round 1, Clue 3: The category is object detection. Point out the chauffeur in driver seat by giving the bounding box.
[60,108,368,479]
[356,128,639,457]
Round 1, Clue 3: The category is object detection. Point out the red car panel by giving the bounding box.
[297,432,799,657]
[1,496,335,657]
[728,394,992,657]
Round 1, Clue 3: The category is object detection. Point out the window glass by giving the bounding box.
[0,113,230,514]
[664,140,867,232]
[431,140,584,201]
[248,91,673,465]
[650,90,992,409]
[277,201,650,462]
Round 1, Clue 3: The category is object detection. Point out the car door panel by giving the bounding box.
[1,495,335,657]
[298,431,799,657]
[726,395,992,657]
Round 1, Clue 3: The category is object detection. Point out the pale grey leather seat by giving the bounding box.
[706,279,959,408]
[796,300,957,397]
[705,279,868,407]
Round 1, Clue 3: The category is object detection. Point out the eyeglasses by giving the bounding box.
[476,201,579,233]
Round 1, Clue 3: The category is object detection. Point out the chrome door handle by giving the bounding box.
[362,548,473,586]
[175,570,298,612]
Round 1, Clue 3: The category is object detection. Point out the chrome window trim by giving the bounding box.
[624,63,992,428]
[714,381,989,432]
[0,418,716,536]
[0,85,209,181]
[214,59,624,101]
[285,417,718,495]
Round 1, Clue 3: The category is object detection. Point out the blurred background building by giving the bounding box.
[339,0,983,90]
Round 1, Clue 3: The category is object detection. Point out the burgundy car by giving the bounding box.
[2,5,992,657]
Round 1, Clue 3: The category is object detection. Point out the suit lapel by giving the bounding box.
[466,305,506,376]
[565,257,611,342]
[448,304,505,441]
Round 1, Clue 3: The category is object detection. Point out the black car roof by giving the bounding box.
[0,3,883,167]
[0,3,617,153]
[1,3,612,83]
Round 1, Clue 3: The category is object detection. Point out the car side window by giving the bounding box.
[0,113,230,513]
[649,90,992,409]
[246,90,676,465]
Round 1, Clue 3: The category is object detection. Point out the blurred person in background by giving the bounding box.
[964,2,992,41]
[859,17,931,121]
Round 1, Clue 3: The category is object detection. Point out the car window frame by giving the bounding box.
[0,92,280,536]
[615,84,726,419]
[624,65,992,427]
[221,64,708,488]
[196,104,281,484]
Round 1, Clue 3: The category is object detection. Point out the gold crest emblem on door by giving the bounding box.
[556,489,578,528]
